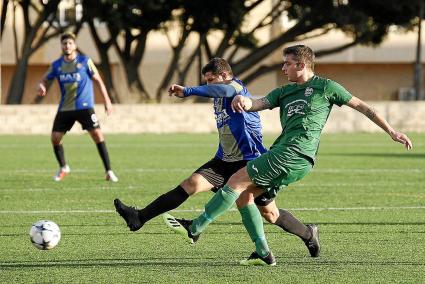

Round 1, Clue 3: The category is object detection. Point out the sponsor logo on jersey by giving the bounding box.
[214,98,231,127]
[59,72,81,83]
[215,109,230,127]
[285,99,308,117]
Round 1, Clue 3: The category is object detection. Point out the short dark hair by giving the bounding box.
[60,32,76,42]
[201,58,233,76]
[283,45,315,70]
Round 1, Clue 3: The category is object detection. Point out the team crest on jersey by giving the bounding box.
[304,87,313,97]
[76,63,82,69]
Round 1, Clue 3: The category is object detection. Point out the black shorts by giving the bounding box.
[52,108,100,133]
[194,158,275,206]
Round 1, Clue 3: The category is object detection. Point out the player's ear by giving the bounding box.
[219,72,228,81]
[297,63,305,71]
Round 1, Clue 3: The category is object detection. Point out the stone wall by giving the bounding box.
[0,102,424,134]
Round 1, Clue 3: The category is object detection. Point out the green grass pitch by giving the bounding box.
[0,133,424,283]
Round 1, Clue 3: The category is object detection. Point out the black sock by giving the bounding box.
[138,185,189,224]
[273,209,311,241]
[53,144,66,167]
[96,141,111,171]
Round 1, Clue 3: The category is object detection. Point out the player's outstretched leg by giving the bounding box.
[240,251,276,266]
[271,209,320,257]
[114,199,144,231]
[304,224,320,257]
[162,213,200,244]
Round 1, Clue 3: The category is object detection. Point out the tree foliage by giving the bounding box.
[3,0,424,104]
[5,0,64,104]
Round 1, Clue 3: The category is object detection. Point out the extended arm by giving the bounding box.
[346,96,412,150]
[92,73,113,115]
[231,95,271,113]
[168,84,237,99]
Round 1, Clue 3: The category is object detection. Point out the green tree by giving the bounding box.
[231,0,421,83]
[156,0,422,100]
[155,0,255,101]
[95,0,180,101]
[5,0,63,104]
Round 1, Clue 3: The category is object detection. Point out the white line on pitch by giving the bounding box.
[1,206,425,214]
[0,182,420,192]
[0,168,424,174]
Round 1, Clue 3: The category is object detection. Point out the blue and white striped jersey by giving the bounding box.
[184,78,267,162]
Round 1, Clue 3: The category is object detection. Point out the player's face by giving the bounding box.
[61,38,76,56]
[203,71,226,85]
[282,54,302,82]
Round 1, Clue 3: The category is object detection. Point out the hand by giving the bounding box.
[37,82,46,97]
[168,84,185,98]
[231,95,252,113]
[104,101,113,116]
[390,131,413,150]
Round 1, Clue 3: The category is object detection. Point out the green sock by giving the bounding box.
[190,185,240,235]
[239,204,270,257]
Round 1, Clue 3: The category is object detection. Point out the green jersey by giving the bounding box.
[265,75,352,163]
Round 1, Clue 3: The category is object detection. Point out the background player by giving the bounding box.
[37,32,118,182]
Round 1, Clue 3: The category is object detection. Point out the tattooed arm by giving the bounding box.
[346,96,412,150]
[231,96,271,113]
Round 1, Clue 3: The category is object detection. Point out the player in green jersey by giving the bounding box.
[164,45,413,266]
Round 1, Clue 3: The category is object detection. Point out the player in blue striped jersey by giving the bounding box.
[114,59,316,256]
[183,77,265,162]
[38,32,118,182]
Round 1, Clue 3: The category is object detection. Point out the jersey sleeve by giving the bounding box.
[86,58,99,77]
[325,80,353,106]
[264,87,282,109]
[44,65,56,81]
[183,84,237,98]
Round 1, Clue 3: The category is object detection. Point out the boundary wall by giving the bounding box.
[0,102,424,134]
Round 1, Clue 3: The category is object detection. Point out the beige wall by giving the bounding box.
[3,62,422,104]
[1,102,424,134]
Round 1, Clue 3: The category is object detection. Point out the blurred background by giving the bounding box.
[1,0,424,133]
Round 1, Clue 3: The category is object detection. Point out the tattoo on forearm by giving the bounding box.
[252,97,271,111]
[365,107,376,120]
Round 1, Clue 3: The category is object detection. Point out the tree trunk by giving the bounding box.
[98,49,119,103]
[124,62,150,101]
[1,0,8,37]
[7,56,29,104]
[155,27,191,102]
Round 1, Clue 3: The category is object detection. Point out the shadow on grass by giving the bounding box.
[1,257,424,269]
[0,256,226,269]
[2,221,425,237]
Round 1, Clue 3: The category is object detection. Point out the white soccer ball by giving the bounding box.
[29,220,61,250]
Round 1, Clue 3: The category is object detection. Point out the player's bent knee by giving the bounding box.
[51,134,63,145]
[260,211,278,223]
[235,191,254,208]
[227,167,251,191]
[181,175,206,196]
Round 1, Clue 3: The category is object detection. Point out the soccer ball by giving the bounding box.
[29,220,61,250]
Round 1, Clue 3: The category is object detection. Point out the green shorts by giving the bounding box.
[247,147,312,199]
